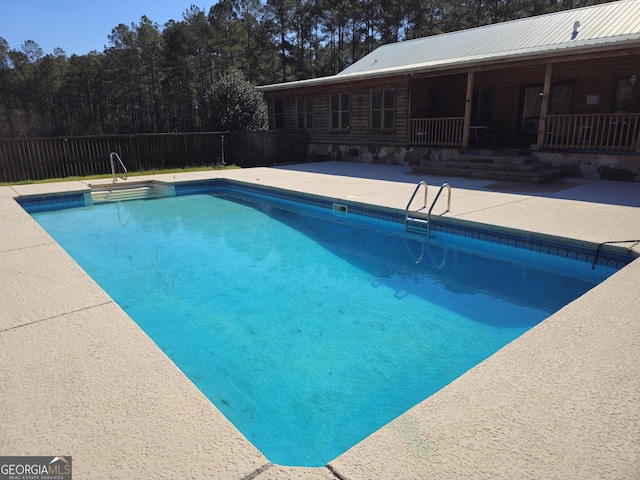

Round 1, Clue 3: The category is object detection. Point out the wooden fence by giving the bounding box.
[0,131,308,183]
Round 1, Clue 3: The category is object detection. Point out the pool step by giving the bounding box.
[91,184,163,204]
[405,217,430,236]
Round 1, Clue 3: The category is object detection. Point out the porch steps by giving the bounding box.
[412,151,565,183]
[91,183,164,204]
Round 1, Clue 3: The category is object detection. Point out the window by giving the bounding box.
[471,88,495,125]
[519,83,575,134]
[371,89,395,131]
[273,99,284,129]
[297,96,313,129]
[426,91,440,117]
[520,86,543,134]
[550,84,574,114]
[613,78,634,112]
[330,93,350,130]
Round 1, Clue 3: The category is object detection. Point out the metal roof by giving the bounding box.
[258,0,640,91]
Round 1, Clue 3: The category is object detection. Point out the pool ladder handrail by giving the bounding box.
[405,182,451,238]
[403,236,448,268]
[110,152,128,183]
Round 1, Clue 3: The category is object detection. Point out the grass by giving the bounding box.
[0,165,241,186]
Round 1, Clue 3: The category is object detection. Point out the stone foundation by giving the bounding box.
[308,143,441,167]
[307,143,640,181]
[535,151,640,181]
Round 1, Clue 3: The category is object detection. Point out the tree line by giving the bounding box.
[0,0,606,138]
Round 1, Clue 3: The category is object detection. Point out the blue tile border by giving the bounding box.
[17,179,637,270]
[214,181,636,270]
[429,222,633,270]
[17,192,86,213]
[174,180,224,196]
[228,182,336,210]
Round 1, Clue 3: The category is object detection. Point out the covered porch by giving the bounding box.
[408,55,640,154]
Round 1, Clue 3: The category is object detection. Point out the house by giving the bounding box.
[257,0,640,181]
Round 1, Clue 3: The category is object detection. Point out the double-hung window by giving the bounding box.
[330,93,350,130]
[297,96,313,129]
[273,99,284,129]
[371,89,395,131]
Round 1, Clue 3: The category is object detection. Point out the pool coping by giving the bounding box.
[1,162,639,479]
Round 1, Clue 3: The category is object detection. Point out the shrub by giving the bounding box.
[205,71,268,132]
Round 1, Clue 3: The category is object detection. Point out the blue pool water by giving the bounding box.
[31,190,615,466]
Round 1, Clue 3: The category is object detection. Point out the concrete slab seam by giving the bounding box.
[0,242,56,255]
[326,464,349,480]
[0,301,113,335]
[241,462,273,479]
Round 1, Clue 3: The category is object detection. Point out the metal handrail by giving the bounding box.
[404,181,428,221]
[109,152,128,183]
[426,183,451,238]
[405,181,451,238]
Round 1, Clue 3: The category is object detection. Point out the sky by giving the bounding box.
[1,0,206,57]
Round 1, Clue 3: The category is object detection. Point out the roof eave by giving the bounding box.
[256,36,640,93]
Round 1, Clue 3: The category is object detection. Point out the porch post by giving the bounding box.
[462,71,474,148]
[536,63,553,148]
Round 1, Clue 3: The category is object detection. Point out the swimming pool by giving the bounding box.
[26,183,624,467]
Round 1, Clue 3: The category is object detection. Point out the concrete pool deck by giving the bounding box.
[1,160,639,479]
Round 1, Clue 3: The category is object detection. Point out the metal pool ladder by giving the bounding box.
[404,181,451,237]
[110,152,128,183]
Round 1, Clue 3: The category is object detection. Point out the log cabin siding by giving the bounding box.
[468,57,640,140]
[266,78,411,147]
[552,57,639,115]
[410,75,468,119]
[258,4,639,174]
[401,51,640,143]
[473,65,546,139]
[262,43,639,162]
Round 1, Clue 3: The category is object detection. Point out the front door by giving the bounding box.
[518,85,543,144]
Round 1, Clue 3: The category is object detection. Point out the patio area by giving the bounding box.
[1,161,639,479]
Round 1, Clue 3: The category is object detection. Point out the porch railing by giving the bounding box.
[544,113,640,152]
[409,118,464,147]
